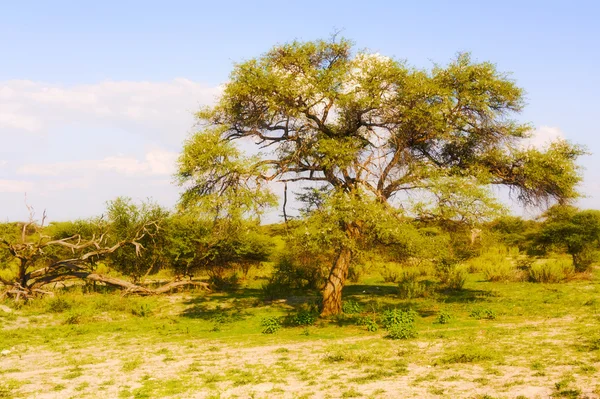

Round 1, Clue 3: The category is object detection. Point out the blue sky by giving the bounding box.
[1,0,599,221]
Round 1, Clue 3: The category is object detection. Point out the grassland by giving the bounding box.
[1,269,600,398]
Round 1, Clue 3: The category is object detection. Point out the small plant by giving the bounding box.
[380,308,418,340]
[131,303,152,317]
[386,322,418,340]
[381,308,416,329]
[261,316,281,334]
[470,308,496,320]
[365,317,379,332]
[342,300,362,314]
[47,297,72,313]
[290,309,317,326]
[64,312,82,325]
[436,311,452,324]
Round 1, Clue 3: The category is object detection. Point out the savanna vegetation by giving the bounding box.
[1,38,599,398]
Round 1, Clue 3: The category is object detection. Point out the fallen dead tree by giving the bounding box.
[0,203,210,300]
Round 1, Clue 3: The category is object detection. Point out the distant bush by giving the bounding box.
[471,248,517,282]
[435,258,467,290]
[436,311,452,324]
[289,308,318,326]
[381,264,401,283]
[396,268,432,299]
[529,259,574,283]
[131,303,152,317]
[47,297,72,313]
[261,316,281,334]
[470,308,496,320]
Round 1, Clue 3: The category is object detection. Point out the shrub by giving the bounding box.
[470,308,496,320]
[47,297,72,313]
[436,258,467,290]
[381,308,417,329]
[290,309,317,326]
[436,311,452,324]
[381,265,401,283]
[261,316,281,334]
[357,316,379,332]
[365,318,379,332]
[445,265,468,290]
[131,303,152,317]
[381,308,418,339]
[481,258,516,282]
[63,312,82,325]
[397,268,432,299]
[529,259,574,283]
[342,300,362,314]
[387,322,418,340]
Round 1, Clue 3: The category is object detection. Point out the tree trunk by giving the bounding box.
[321,245,352,316]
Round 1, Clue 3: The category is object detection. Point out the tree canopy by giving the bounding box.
[177,37,585,315]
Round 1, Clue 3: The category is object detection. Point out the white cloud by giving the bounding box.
[0,78,221,221]
[522,126,564,149]
[0,79,221,141]
[0,179,33,193]
[18,148,178,177]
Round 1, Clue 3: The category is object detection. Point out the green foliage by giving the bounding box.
[380,308,415,328]
[180,36,584,314]
[397,268,431,299]
[436,311,452,324]
[288,304,319,326]
[435,258,467,290]
[474,248,517,282]
[342,300,362,314]
[46,297,72,313]
[104,197,169,281]
[470,308,497,320]
[260,316,281,334]
[439,346,498,364]
[536,206,600,272]
[386,322,418,340]
[131,303,152,317]
[364,317,379,332]
[529,259,574,283]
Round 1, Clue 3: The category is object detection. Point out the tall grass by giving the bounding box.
[529,258,574,283]
[469,247,517,282]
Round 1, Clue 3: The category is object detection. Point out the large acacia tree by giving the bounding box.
[179,38,584,315]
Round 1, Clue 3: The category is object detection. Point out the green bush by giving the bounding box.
[261,316,281,334]
[342,300,362,314]
[290,309,317,326]
[436,311,452,324]
[481,258,516,282]
[131,303,152,317]
[47,297,72,313]
[436,258,467,290]
[386,322,418,340]
[529,259,574,283]
[397,268,432,299]
[365,318,379,332]
[470,308,496,320]
[381,308,416,329]
[63,312,82,325]
[357,316,379,332]
[446,265,468,290]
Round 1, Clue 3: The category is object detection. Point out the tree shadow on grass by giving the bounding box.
[438,288,499,303]
[343,285,398,297]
